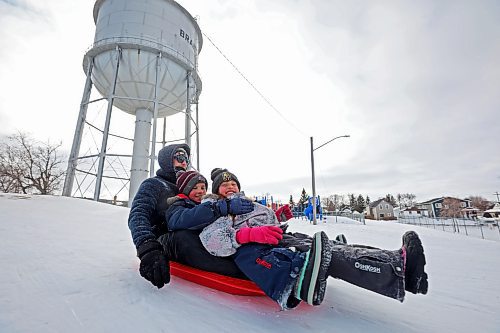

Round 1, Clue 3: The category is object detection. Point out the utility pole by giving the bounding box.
[494,191,500,203]
[310,134,350,225]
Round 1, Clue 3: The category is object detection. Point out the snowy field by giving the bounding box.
[1,193,500,333]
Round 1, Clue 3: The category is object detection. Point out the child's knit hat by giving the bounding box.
[210,168,241,194]
[176,170,208,196]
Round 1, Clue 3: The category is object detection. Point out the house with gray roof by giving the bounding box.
[367,198,394,220]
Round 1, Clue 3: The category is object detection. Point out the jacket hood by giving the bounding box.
[156,143,191,175]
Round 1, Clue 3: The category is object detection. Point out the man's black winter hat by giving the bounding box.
[211,168,241,194]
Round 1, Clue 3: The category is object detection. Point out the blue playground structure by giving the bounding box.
[255,195,278,210]
[304,196,322,221]
[255,196,267,206]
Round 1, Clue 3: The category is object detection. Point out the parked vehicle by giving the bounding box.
[477,204,500,226]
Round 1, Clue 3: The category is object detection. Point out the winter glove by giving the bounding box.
[137,240,170,289]
[215,197,254,216]
[275,204,294,222]
[236,226,284,245]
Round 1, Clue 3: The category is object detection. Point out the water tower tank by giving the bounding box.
[63,0,203,204]
[87,0,203,116]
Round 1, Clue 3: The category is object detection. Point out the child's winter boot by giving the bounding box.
[402,231,428,294]
[295,231,332,305]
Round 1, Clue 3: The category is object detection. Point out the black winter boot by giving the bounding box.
[402,231,428,294]
[335,234,347,244]
[295,231,332,305]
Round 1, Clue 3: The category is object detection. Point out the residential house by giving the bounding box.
[393,206,401,218]
[367,199,394,220]
[401,207,425,217]
[417,197,471,218]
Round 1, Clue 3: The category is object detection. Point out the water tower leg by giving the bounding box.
[94,46,121,201]
[63,59,94,197]
[185,71,192,150]
[149,53,162,178]
[129,108,153,205]
[162,117,167,148]
[195,102,200,171]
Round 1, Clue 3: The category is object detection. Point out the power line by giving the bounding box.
[202,31,307,137]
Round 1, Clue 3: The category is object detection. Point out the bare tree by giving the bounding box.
[397,193,417,209]
[0,137,30,193]
[321,194,347,212]
[321,196,333,211]
[0,132,66,195]
[440,197,463,218]
[469,196,490,212]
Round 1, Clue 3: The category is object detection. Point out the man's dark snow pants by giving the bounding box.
[159,230,247,278]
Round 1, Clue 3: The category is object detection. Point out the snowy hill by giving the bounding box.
[1,193,499,332]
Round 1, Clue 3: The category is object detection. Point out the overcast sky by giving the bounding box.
[1,0,499,203]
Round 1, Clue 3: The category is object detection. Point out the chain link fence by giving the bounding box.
[397,216,500,241]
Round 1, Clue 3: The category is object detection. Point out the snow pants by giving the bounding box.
[231,244,306,303]
[328,244,406,301]
[280,232,406,301]
[158,230,247,279]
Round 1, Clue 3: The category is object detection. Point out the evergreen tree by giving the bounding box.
[298,188,309,211]
[349,193,356,210]
[356,194,366,212]
[385,194,397,207]
[289,194,294,207]
[366,195,371,207]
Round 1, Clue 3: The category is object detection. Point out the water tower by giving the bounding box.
[62,0,203,205]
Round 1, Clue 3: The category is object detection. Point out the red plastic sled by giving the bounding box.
[170,262,265,296]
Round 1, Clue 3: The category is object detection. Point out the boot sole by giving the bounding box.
[403,231,428,294]
[308,232,332,305]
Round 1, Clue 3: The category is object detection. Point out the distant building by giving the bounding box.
[401,207,425,217]
[367,199,394,220]
[417,197,471,218]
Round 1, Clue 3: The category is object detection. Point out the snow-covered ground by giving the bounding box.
[1,193,499,332]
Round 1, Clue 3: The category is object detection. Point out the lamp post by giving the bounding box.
[310,135,350,225]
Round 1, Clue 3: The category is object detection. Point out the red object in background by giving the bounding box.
[275,204,294,222]
[169,262,266,296]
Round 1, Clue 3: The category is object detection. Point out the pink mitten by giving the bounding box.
[236,226,283,245]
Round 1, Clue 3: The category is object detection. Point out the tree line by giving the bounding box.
[289,189,418,213]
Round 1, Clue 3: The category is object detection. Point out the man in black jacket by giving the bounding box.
[128,143,251,288]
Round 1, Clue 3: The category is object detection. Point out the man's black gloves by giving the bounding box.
[137,240,170,289]
[215,197,254,216]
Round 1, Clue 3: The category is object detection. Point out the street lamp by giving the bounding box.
[310,135,350,225]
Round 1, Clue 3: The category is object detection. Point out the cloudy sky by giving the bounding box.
[1,0,499,203]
